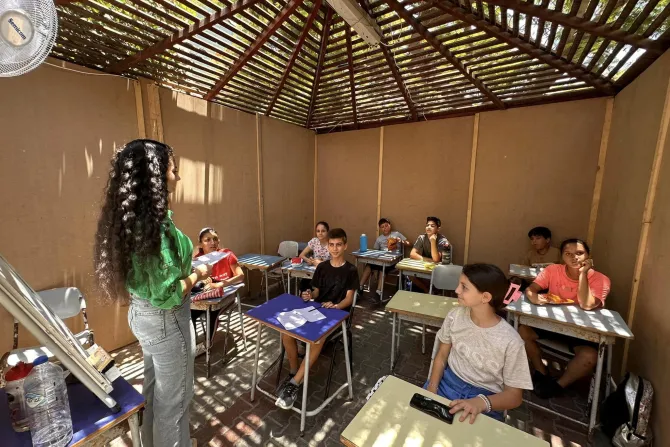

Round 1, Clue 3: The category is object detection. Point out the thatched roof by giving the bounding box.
[52,0,670,132]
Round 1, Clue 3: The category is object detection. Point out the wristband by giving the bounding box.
[477,394,492,413]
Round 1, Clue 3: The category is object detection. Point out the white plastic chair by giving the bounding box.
[417,265,463,354]
[266,241,299,293]
[429,264,463,294]
[4,287,94,366]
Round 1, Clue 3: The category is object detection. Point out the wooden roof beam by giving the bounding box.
[345,27,359,127]
[473,0,666,53]
[433,1,618,96]
[106,0,265,74]
[385,0,505,109]
[307,8,334,128]
[265,0,322,116]
[205,0,305,101]
[358,0,417,120]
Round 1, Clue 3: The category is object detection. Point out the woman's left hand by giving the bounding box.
[449,397,487,424]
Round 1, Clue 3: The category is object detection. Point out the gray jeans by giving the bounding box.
[128,296,195,447]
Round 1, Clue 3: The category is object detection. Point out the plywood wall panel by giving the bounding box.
[0,60,139,354]
[469,99,607,269]
[380,118,474,263]
[261,116,315,255]
[316,129,380,258]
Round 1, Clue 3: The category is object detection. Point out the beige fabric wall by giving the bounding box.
[317,99,607,271]
[595,50,670,441]
[260,116,315,255]
[0,60,139,354]
[469,99,607,268]
[159,89,260,256]
[0,63,315,355]
[592,52,670,318]
[316,129,380,259]
[381,118,474,263]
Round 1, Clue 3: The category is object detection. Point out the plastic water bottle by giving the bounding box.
[360,234,368,252]
[23,356,73,447]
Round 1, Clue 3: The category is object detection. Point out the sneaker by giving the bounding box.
[275,381,301,410]
[533,376,564,399]
[532,370,547,388]
[275,373,295,395]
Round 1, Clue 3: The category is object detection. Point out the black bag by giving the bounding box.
[601,373,653,446]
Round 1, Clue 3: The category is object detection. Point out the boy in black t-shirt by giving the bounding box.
[275,228,359,410]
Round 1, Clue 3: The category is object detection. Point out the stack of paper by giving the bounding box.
[277,306,326,330]
[192,251,229,268]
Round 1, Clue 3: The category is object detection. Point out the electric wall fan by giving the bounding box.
[0,0,57,77]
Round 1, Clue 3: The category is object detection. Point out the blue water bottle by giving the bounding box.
[360,234,368,252]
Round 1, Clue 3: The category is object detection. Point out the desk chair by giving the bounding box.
[274,292,358,400]
[3,287,93,367]
[264,241,298,294]
[416,265,463,353]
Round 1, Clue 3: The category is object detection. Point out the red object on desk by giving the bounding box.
[291,257,302,264]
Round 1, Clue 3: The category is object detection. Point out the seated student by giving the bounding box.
[524,226,561,266]
[359,218,411,296]
[299,221,331,266]
[519,238,611,399]
[190,227,244,341]
[276,228,359,410]
[425,264,532,423]
[409,216,450,292]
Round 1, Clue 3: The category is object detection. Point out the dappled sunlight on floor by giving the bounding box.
[107,289,608,447]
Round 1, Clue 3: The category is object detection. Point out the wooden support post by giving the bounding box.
[133,80,146,139]
[256,113,266,254]
[621,77,670,375]
[463,114,480,264]
[146,83,164,142]
[314,133,318,229]
[376,127,385,235]
[587,98,614,246]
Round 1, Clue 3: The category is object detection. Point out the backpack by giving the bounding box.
[601,373,653,447]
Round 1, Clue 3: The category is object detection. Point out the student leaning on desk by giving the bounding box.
[409,216,450,292]
[519,238,611,399]
[94,140,210,447]
[425,264,533,423]
[275,228,359,411]
[190,226,244,341]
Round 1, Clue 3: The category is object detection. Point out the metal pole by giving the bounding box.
[250,322,262,402]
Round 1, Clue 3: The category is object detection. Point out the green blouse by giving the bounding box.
[126,211,194,309]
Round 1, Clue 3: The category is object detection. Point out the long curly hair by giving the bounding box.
[94,139,175,301]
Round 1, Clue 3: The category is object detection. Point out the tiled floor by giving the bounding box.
[108,287,610,447]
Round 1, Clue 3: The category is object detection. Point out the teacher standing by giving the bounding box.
[94,139,210,447]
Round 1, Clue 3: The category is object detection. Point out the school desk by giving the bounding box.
[385,291,458,373]
[237,253,286,303]
[396,258,435,291]
[340,375,549,447]
[1,376,144,447]
[246,293,352,435]
[282,262,317,295]
[190,283,247,378]
[506,297,634,437]
[352,250,403,301]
